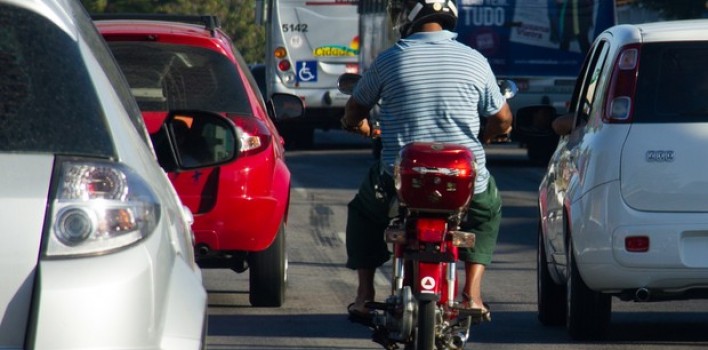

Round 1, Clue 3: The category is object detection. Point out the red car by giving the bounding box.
[94,14,304,307]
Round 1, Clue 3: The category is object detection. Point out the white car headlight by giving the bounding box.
[46,159,160,257]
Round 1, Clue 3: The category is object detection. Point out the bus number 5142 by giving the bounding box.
[282,23,308,32]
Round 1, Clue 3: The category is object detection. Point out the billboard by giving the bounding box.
[456,0,616,78]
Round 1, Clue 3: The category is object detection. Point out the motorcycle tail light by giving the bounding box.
[416,218,446,243]
[449,230,476,248]
[229,115,272,157]
[47,159,160,257]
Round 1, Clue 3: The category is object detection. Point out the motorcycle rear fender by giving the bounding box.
[407,216,457,303]
[417,261,445,296]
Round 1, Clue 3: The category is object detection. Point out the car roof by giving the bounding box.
[606,19,708,45]
[93,15,237,59]
[95,19,213,38]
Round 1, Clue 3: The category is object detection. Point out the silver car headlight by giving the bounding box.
[45,159,160,257]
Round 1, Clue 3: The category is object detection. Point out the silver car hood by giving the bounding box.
[0,154,54,349]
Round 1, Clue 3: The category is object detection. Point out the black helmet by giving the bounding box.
[389,0,458,38]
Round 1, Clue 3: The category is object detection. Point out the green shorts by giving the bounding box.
[345,162,502,269]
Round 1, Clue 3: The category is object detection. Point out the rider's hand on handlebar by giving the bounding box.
[482,125,513,144]
[487,133,512,144]
[340,116,372,137]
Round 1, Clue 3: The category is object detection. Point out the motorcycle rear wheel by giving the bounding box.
[415,300,436,350]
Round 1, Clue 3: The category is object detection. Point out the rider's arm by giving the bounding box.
[481,102,513,144]
[341,96,372,136]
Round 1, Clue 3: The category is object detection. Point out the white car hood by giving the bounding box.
[0,154,54,349]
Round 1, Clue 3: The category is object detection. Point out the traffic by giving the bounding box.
[1,0,708,349]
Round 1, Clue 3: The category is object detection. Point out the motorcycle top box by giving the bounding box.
[394,142,476,213]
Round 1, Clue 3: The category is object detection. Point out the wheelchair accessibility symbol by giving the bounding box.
[297,60,318,82]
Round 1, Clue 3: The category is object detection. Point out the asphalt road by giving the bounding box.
[202,130,708,350]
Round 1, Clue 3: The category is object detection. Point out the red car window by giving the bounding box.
[107,42,252,115]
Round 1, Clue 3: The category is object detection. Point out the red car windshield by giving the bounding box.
[107,42,252,114]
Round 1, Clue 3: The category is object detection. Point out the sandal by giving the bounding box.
[478,302,492,322]
[347,302,374,327]
[461,293,492,323]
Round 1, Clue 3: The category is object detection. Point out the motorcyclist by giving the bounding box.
[341,0,513,325]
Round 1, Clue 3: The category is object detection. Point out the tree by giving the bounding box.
[157,0,265,63]
[81,0,265,63]
[633,0,706,20]
[81,0,169,13]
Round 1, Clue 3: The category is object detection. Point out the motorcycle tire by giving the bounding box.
[415,300,436,350]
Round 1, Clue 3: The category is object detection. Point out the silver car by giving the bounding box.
[0,0,239,349]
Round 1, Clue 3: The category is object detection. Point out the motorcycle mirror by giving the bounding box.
[498,79,518,99]
[337,73,361,95]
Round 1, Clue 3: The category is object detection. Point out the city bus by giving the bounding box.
[256,0,360,148]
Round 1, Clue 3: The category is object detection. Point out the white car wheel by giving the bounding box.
[566,237,611,340]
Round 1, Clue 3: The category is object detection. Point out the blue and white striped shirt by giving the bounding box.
[353,30,506,194]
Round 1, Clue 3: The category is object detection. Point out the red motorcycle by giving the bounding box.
[338,74,516,350]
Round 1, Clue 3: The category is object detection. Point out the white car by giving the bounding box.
[0,0,239,349]
[515,20,708,340]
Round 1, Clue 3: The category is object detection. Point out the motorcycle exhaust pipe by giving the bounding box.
[451,332,468,349]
